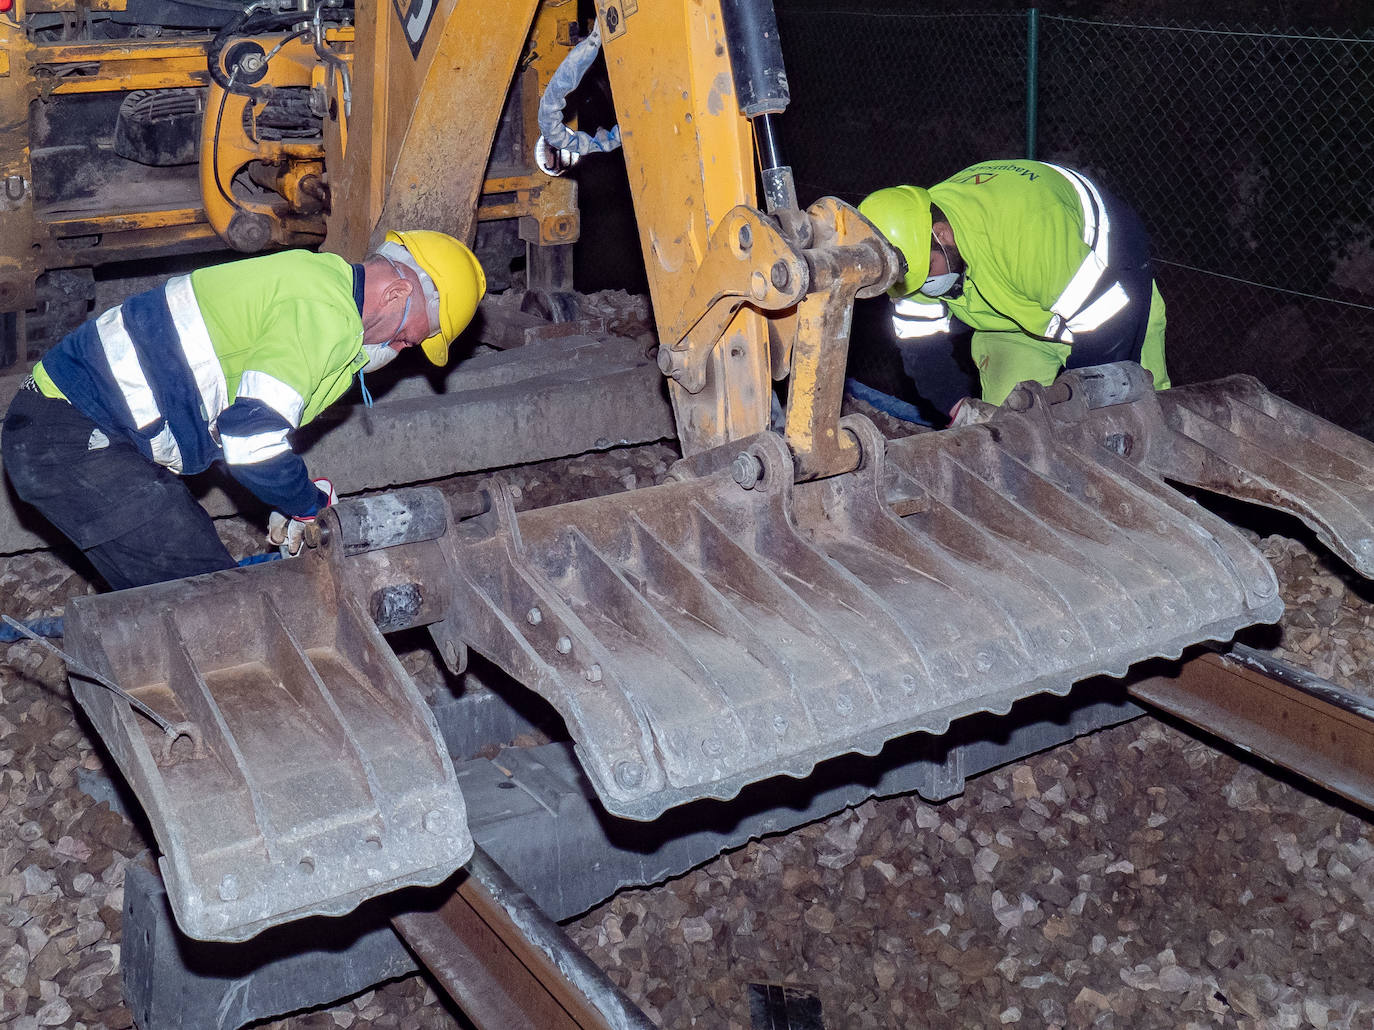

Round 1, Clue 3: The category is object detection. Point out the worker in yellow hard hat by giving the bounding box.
[859,161,1168,421]
[366,229,488,370]
[3,230,486,590]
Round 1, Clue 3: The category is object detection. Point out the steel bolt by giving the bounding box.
[5,175,24,202]
[731,452,763,490]
[773,715,788,735]
[702,736,724,757]
[770,260,791,290]
[526,606,543,626]
[218,875,239,901]
[1104,431,1135,457]
[556,635,572,654]
[835,693,853,715]
[584,664,603,683]
[614,760,645,789]
[737,222,753,251]
[750,269,769,301]
[423,810,447,834]
[657,347,681,380]
[1248,567,1278,600]
[1004,388,1033,413]
[974,651,993,673]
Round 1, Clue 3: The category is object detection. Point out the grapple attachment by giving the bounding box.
[64,562,471,942]
[436,405,1281,820]
[64,365,1374,940]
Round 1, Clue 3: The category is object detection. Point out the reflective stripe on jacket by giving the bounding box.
[891,297,952,339]
[928,160,1138,344]
[36,250,366,516]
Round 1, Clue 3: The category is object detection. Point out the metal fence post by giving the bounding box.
[1026,7,1039,159]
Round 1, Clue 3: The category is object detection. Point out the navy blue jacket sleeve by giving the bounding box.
[216,398,326,516]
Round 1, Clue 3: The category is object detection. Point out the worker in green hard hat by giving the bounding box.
[859,160,1169,420]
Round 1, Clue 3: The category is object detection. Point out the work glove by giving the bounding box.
[947,397,996,428]
[267,478,337,557]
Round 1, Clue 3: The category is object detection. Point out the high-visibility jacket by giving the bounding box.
[893,160,1132,342]
[34,250,366,518]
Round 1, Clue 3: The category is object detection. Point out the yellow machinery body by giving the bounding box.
[0,0,577,357]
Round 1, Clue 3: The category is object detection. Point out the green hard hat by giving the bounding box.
[858,185,933,298]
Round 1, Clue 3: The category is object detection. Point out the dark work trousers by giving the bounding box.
[894,317,979,420]
[3,388,235,590]
[851,295,979,425]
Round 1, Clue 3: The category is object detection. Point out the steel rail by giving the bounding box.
[392,846,657,1030]
[1129,643,1374,811]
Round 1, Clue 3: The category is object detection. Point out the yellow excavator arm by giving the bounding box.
[201,0,901,463]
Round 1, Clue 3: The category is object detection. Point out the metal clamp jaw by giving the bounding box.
[655,196,901,481]
[781,197,902,481]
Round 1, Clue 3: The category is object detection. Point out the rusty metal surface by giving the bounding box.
[393,847,655,1030]
[67,365,1374,936]
[0,12,39,316]
[63,560,473,942]
[1152,376,1374,577]
[1130,644,1374,812]
[782,197,901,481]
[434,409,1280,821]
[1008,369,1374,579]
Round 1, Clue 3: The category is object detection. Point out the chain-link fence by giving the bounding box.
[776,7,1374,436]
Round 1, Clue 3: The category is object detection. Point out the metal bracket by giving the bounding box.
[782,197,902,480]
[656,205,808,394]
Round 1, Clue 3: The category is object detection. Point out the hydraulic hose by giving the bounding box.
[0,616,63,643]
[537,24,621,156]
[207,5,311,100]
[844,378,934,427]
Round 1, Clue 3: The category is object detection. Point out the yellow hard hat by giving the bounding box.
[383,229,487,365]
[857,186,932,298]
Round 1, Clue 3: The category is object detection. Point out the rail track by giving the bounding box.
[5,441,1373,1027]
[350,643,1374,1030]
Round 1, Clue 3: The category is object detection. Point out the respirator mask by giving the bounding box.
[919,234,963,298]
